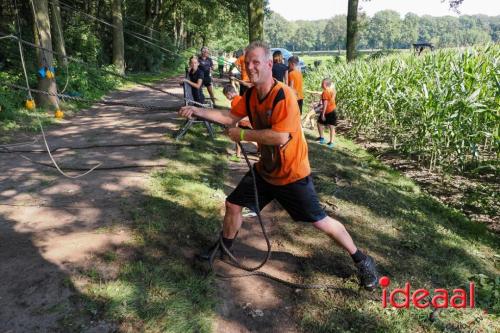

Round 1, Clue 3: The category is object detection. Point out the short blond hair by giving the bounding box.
[245,41,272,61]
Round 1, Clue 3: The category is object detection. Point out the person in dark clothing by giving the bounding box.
[198,46,216,105]
[183,56,205,104]
[272,50,288,84]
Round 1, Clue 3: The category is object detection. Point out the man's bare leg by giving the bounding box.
[312,216,357,254]
[313,216,379,290]
[223,201,243,238]
[198,200,242,260]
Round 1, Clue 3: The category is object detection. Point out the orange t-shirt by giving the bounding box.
[231,95,251,128]
[235,55,249,81]
[321,88,336,114]
[231,81,310,185]
[288,69,304,100]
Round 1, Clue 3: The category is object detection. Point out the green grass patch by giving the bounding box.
[77,126,230,332]
[281,129,500,332]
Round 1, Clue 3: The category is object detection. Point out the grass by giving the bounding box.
[277,128,500,332]
[70,126,230,332]
[48,83,497,332]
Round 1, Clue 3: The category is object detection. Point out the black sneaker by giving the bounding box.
[356,255,379,291]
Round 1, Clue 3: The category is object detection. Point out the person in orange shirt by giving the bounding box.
[178,41,379,291]
[317,78,337,148]
[223,84,254,161]
[287,56,304,114]
[232,50,253,96]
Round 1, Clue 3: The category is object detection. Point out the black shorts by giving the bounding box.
[318,111,337,126]
[297,99,303,115]
[227,167,327,222]
[202,75,212,87]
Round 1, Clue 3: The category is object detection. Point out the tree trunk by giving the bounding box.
[247,0,264,42]
[346,0,359,62]
[49,0,67,66]
[112,0,125,74]
[32,0,59,109]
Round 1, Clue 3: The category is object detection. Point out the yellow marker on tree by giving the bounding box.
[46,70,54,79]
[25,99,36,110]
[54,109,64,119]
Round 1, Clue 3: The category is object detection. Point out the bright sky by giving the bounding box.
[268,0,500,20]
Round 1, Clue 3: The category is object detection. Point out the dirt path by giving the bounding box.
[0,77,305,333]
[0,79,185,332]
[213,147,300,333]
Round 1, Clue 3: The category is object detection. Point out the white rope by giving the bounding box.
[17,0,102,179]
[0,34,14,40]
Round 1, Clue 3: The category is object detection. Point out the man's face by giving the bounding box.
[245,47,272,85]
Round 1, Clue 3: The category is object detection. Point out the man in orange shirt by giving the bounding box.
[287,56,304,114]
[179,41,379,290]
[317,78,337,148]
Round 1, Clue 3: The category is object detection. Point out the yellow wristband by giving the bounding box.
[240,129,245,141]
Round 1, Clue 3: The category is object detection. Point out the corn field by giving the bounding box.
[305,45,500,173]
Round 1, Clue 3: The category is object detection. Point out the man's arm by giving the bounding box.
[179,106,241,127]
[227,128,289,146]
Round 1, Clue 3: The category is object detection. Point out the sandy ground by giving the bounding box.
[0,77,303,333]
[0,79,185,332]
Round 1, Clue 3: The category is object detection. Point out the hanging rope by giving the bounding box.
[12,0,100,179]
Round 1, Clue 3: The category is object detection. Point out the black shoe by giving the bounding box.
[356,255,379,291]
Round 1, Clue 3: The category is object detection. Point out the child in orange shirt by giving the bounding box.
[231,51,252,96]
[223,84,253,161]
[316,78,337,149]
[287,56,304,114]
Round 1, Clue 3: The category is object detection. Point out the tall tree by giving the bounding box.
[112,0,125,74]
[248,0,264,42]
[346,0,359,62]
[32,0,59,109]
[49,0,67,66]
[324,15,347,51]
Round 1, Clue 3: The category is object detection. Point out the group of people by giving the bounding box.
[178,41,379,291]
[184,46,338,151]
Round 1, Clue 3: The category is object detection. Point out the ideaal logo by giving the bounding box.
[380,276,475,309]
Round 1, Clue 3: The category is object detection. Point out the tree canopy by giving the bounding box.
[265,10,499,51]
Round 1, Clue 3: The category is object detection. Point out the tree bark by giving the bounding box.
[49,0,67,66]
[112,0,125,74]
[32,0,59,109]
[346,0,359,62]
[248,0,264,42]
